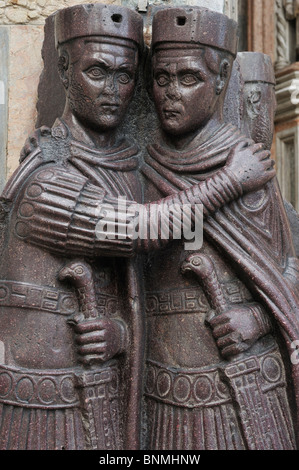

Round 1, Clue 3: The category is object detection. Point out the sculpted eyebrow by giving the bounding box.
[178,66,207,79]
[154,67,170,74]
[83,59,112,70]
[118,63,135,70]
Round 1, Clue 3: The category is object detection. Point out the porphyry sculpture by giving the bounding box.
[0,3,295,451]
[140,7,299,450]
[0,3,145,450]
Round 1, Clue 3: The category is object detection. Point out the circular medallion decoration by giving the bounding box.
[156,371,172,398]
[173,375,191,403]
[0,286,8,300]
[194,375,213,403]
[15,221,30,238]
[19,202,34,218]
[60,376,77,403]
[16,377,34,402]
[261,356,282,383]
[38,378,57,404]
[26,183,43,198]
[145,365,156,394]
[37,170,55,181]
[0,372,13,397]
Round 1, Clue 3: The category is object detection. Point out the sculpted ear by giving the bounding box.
[216,59,230,95]
[57,50,70,89]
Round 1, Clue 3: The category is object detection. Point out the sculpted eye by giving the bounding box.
[118,73,131,84]
[180,74,198,86]
[85,67,106,79]
[156,74,170,86]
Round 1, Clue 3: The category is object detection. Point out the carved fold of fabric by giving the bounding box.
[146,124,244,175]
[144,359,245,450]
[133,168,243,252]
[144,345,296,450]
[62,166,242,255]
[0,362,85,450]
[283,256,299,292]
[249,303,273,336]
[14,152,243,257]
[145,399,246,450]
[0,362,122,450]
[177,168,243,217]
[68,186,134,258]
[14,166,134,258]
[14,168,91,254]
[68,142,141,201]
[0,404,85,450]
[69,139,139,172]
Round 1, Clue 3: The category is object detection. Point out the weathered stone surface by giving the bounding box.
[0,27,9,192]
[0,0,121,25]
[247,0,276,63]
[5,5,28,23]
[35,13,67,128]
[6,25,43,178]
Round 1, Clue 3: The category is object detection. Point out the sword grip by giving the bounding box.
[182,254,229,314]
[58,261,100,320]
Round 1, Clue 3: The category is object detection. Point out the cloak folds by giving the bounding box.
[142,123,299,444]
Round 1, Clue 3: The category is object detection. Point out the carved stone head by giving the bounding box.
[149,7,238,137]
[224,51,276,150]
[54,4,143,132]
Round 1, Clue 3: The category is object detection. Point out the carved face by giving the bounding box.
[243,82,276,150]
[65,41,138,131]
[152,48,223,136]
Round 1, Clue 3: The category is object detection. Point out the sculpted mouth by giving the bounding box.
[163,109,181,118]
[100,104,120,113]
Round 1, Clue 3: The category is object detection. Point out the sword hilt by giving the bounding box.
[59,261,99,320]
[181,253,229,315]
[59,260,101,365]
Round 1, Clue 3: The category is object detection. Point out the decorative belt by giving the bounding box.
[145,279,252,317]
[0,280,77,316]
[0,280,120,317]
[0,362,119,410]
[145,346,286,409]
[145,361,232,408]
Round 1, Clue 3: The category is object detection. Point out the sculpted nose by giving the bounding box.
[102,75,117,96]
[165,82,181,101]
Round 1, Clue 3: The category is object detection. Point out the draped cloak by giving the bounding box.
[141,122,299,446]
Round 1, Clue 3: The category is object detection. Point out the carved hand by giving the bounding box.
[226,141,276,193]
[207,303,272,358]
[72,317,127,365]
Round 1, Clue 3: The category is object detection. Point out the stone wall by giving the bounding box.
[0,0,121,24]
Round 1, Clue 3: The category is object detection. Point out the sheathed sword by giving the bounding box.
[59,261,120,450]
[181,253,277,450]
